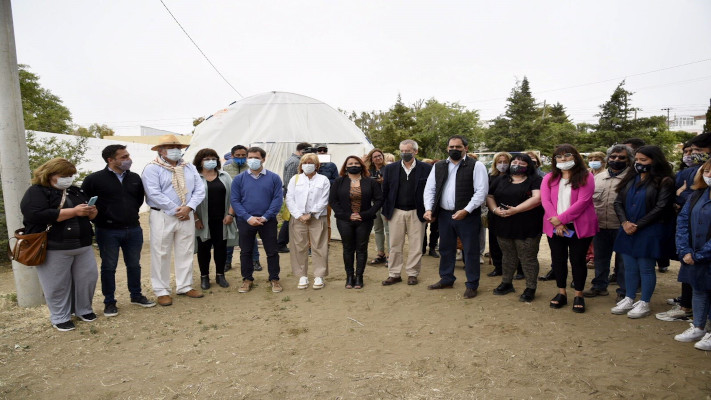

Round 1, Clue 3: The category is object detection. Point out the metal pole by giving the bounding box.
[0,0,45,307]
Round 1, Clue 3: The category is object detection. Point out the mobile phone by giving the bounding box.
[87,196,98,206]
[563,229,575,238]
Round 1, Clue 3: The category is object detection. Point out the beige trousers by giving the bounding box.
[387,208,425,278]
[289,215,329,277]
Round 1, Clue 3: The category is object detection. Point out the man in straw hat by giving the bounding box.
[142,135,205,306]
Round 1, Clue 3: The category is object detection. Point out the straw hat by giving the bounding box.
[151,134,190,151]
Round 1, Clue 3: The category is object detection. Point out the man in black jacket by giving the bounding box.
[380,139,432,286]
[82,145,155,317]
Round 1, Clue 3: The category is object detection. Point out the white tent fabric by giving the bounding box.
[185,91,373,179]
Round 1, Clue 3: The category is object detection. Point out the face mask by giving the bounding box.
[53,176,74,190]
[608,160,626,171]
[346,166,362,175]
[448,149,463,161]
[203,160,217,170]
[302,164,316,174]
[704,176,711,186]
[234,157,246,166]
[496,163,509,173]
[510,165,527,175]
[116,159,132,171]
[165,148,182,162]
[247,158,262,170]
[682,155,694,167]
[401,153,414,162]
[557,160,575,171]
[692,152,710,165]
[589,161,602,170]
[635,162,651,173]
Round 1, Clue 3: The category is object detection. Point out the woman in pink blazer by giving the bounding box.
[541,144,599,313]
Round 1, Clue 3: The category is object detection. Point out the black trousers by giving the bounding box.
[422,221,440,252]
[337,219,374,276]
[197,218,227,276]
[277,219,289,247]
[488,215,503,270]
[548,233,594,292]
[237,218,280,281]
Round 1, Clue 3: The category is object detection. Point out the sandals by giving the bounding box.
[549,293,568,309]
[573,296,585,313]
[369,254,387,265]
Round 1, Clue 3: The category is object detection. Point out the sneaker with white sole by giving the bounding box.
[53,320,76,332]
[297,276,309,289]
[78,312,98,322]
[270,280,283,293]
[674,323,706,342]
[627,300,651,319]
[313,277,324,289]
[655,305,693,322]
[694,333,711,351]
[666,296,681,305]
[611,297,635,315]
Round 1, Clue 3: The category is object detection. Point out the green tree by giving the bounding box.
[595,80,638,134]
[19,64,73,134]
[704,99,711,132]
[26,131,89,178]
[73,123,115,138]
[484,77,542,151]
[413,99,482,159]
[375,94,417,154]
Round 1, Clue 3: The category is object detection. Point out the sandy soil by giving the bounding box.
[0,214,709,399]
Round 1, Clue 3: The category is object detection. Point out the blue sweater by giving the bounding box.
[230,170,283,222]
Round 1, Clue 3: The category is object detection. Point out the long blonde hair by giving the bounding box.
[489,152,512,176]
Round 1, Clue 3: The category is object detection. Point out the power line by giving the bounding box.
[158,0,243,98]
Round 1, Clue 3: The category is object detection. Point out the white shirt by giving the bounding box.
[557,178,572,214]
[423,157,489,213]
[285,173,330,219]
[401,160,416,178]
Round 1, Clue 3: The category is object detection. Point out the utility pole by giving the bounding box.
[0,0,45,307]
[541,100,547,118]
[661,107,672,128]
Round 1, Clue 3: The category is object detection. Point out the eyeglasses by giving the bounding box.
[317,148,328,153]
[554,153,573,160]
[608,155,626,160]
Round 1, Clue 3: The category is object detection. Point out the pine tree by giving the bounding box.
[704,98,711,132]
[485,76,541,151]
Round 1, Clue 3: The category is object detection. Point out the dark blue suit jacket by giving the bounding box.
[381,159,432,222]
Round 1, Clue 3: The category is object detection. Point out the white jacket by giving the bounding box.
[285,173,330,219]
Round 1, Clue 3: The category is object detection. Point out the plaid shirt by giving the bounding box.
[282,153,301,191]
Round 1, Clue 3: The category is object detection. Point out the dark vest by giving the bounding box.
[432,157,478,217]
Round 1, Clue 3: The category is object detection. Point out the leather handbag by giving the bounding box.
[10,226,50,266]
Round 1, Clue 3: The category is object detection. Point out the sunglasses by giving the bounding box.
[608,155,626,160]
[317,148,328,153]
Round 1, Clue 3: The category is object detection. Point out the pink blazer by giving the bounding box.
[541,172,599,239]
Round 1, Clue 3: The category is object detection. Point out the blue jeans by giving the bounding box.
[621,255,656,303]
[95,226,144,304]
[692,289,711,328]
[437,209,481,289]
[592,228,626,295]
[225,237,259,264]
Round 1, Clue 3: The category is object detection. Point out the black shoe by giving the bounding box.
[253,260,263,271]
[345,274,355,289]
[428,248,440,258]
[550,293,567,309]
[658,266,669,273]
[538,270,555,281]
[216,274,230,288]
[608,273,617,283]
[224,263,232,272]
[131,296,156,307]
[53,320,76,332]
[616,293,625,302]
[493,282,515,295]
[201,275,210,290]
[278,245,290,253]
[354,274,364,289]
[487,269,503,277]
[463,288,478,299]
[104,303,118,317]
[572,296,585,313]
[519,288,536,302]
[79,312,97,322]
[514,273,525,280]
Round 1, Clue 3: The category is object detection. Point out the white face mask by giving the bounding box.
[165,148,182,161]
[247,158,262,171]
[496,163,509,173]
[557,160,576,171]
[53,176,74,190]
[704,176,711,186]
[203,160,217,170]
[302,164,316,175]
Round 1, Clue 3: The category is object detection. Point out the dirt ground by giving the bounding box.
[0,213,709,399]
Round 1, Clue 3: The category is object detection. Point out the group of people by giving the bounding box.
[19,132,711,352]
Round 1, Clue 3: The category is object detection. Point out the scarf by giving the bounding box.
[150,156,187,206]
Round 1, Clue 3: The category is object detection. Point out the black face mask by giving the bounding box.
[401,153,414,162]
[608,160,627,171]
[346,166,362,175]
[634,163,651,174]
[510,165,527,175]
[448,149,463,161]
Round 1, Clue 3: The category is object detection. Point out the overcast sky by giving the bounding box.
[11,0,711,136]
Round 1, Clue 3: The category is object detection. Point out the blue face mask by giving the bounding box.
[203,160,217,170]
[589,161,602,170]
[234,157,246,166]
[247,158,262,171]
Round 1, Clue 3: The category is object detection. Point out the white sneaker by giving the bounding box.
[694,333,711,351]
[655,305,693,322]
[297,276,309,289]
[627,300,651,319]
[456,250,463,261]
[611,297,635,315]
[313,277,324,289]
[674,323,706,342]
[479,256,484,264]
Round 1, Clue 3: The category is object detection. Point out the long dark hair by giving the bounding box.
[616,145,673,192]
[339,155,370,178]
[507,153,537,180]
[548,144,589,189]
